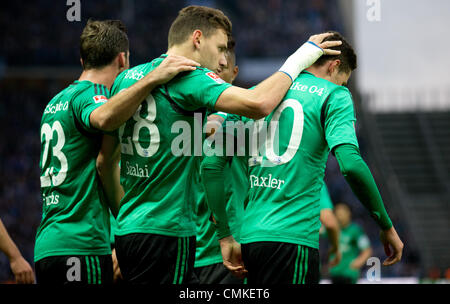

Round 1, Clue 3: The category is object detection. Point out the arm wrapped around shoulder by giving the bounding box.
[279,41,324,81]
[334,144,393,230]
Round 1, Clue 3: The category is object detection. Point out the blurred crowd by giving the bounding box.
[0,0,342,68]
[217,0,343,58]
[0,0,422,282]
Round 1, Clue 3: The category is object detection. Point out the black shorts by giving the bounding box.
[241,242,319,284]
[194,263,245,284]
[35,254,113,285]
[115,233,198,284]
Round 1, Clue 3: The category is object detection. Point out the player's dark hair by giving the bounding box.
[227,36,236,66]
[168,6,232,48]
[80,19,129,70]
[313,31,357,73]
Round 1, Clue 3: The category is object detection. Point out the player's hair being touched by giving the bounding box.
[80,19,129,70]
[168,5,232,48]
[313,31,357,73]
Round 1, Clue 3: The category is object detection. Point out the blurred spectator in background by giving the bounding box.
[0,218,34,283]
[319,181,341,269]
[328,203,372,284]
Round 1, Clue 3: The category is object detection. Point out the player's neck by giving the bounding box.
[78,65,118,90]
[305,66,329,81]
[166,45,198,62]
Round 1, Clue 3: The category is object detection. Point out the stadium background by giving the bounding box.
[0,0,448,283]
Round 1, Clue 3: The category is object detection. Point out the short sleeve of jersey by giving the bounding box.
[72,87,108,132]
[323,87,359,151]
[168,68,232,111]
[355,226,371,250]
[319,181,334,210]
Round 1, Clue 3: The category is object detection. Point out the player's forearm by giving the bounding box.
[248,72,293,118]
[96,136,124,217]
[361,248,373,262]
[334,144,393,230]
[92,72,159,131]
[215,41,324,119]
[200,155,231,239]
[321,210,340,250]
[0,220,22,260]
[354,248,373,268]
[214,72,292,119]
[98,162,124,217]
[327,226,340,251]
[246,41,326,116]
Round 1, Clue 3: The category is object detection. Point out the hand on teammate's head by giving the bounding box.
[308,33,342,56]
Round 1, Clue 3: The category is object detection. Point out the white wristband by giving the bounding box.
[279,41,324,81]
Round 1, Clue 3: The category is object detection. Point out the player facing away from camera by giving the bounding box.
[109,5,341,284]
[209,31,404,284]
[194,40,247,284]
[34,19,199,285]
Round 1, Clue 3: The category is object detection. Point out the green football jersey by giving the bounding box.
[240,71,359,249]
[35,81,112,262]
[329,223,370,282]
[110,55,232,238]
[195,113,248,268]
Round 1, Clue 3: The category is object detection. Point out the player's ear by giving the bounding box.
[192,30,203,50]
[80,58,84,69]
[328,59,341,75]
[117,52,128,72]
[232,65,239,82]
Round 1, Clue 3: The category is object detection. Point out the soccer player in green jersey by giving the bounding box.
[194,39,246,284]
[329,203,373,284]
[109,5,341,284]
[206,31,404,284]
[34,19,199,284]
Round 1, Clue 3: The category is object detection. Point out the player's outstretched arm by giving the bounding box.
[90,55,200,131]
[334,144,404,266]
[214,33,342,119]
[0,219,35,284]
[96,134,123,217]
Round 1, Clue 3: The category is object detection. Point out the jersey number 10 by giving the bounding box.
[249,99,304,167]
